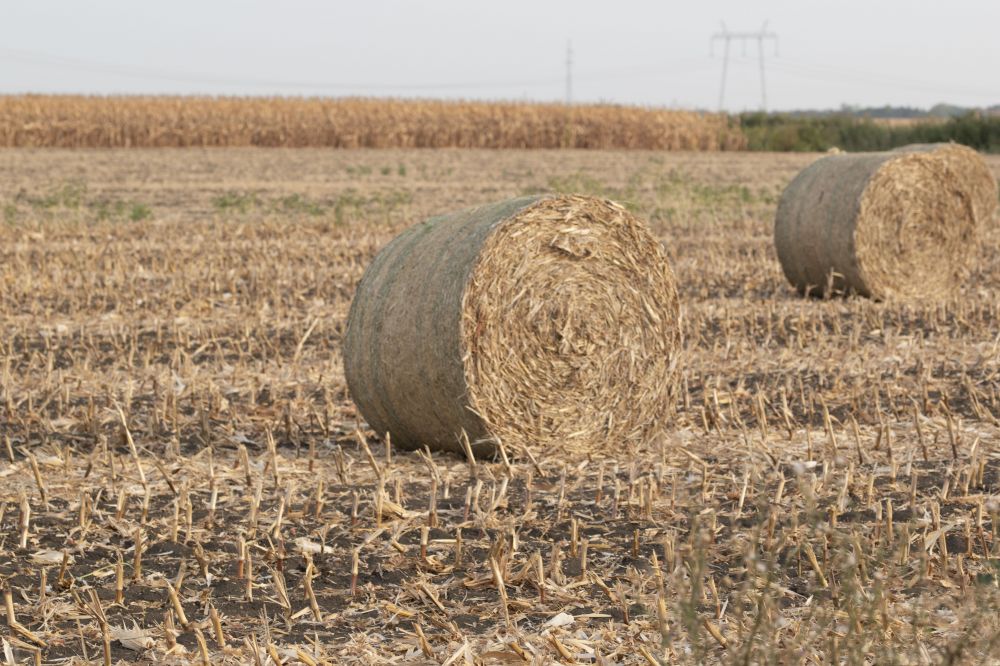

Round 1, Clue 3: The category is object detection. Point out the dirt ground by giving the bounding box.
[0,149,998,665]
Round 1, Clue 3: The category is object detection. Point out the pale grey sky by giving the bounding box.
[0,1,996,111]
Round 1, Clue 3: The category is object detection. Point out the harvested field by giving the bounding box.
[0,96,745,150]
[1,148,999,664]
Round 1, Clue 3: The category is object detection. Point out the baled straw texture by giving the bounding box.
[774,150,978,300]
[892,142,998,225]
[343,195,680,456]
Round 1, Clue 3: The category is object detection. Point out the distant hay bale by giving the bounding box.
[343,195,680,457]
[892,143,998,225]
[774,150,979,300]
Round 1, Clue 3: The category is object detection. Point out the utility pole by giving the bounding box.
[711,21,778,111]
[565,40,573,105]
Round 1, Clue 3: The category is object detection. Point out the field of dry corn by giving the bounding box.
[0,97,745,151]
[0,148,998,665]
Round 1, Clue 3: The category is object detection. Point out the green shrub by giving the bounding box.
[740,112,1000,153]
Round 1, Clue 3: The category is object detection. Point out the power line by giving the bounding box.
[0,46,565,92]
[711,22,778,111]
[0,44,995,107]
[0,45,718,99]
[766,58,1000,100]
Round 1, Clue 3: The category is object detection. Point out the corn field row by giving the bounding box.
[0,95,747,150]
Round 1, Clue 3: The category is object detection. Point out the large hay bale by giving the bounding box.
[892,143,998,225]
[774,150,978,299]
[343,195,680,456]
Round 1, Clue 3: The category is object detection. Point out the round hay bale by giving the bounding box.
[343,194,680,457]
[892,143,998,225]
[774,151,978,300]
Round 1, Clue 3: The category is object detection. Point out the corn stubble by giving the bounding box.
[0,148,998,664]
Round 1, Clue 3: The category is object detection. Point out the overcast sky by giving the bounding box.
[0,1,996,111]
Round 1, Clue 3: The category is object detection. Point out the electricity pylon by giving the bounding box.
[711,21,778,111]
